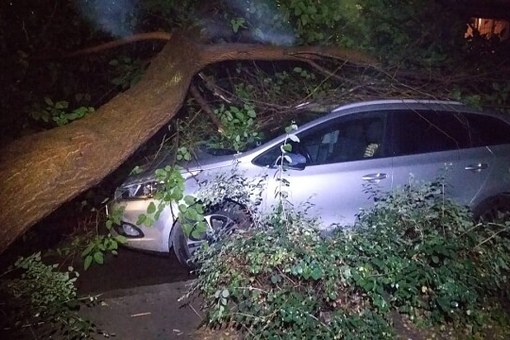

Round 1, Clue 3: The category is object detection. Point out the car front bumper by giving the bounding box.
[107,198,176,254]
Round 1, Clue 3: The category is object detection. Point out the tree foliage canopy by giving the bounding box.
[1,0,508,135]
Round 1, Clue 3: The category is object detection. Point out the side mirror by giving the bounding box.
[283,152,307,170]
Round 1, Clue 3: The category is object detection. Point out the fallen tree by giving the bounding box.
[0,33,377,253]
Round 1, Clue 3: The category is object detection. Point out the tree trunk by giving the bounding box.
[0,34,374,253]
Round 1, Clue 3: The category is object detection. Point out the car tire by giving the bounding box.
[473,194,510,223]
[171,201,251,269]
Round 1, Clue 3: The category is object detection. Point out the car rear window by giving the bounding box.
[392,110,474,156]
[464,113,510,147]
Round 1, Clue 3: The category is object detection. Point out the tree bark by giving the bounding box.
[0,34,375,253]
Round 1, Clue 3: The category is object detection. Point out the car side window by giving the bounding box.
[252,113,388,167]
[464,113,510,147]
[392,110,474,156]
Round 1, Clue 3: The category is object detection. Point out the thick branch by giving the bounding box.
[54,32,172,59]
[0,34,195,251]
[199,44,379,68]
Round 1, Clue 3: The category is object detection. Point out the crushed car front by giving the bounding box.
[108,149,243,253]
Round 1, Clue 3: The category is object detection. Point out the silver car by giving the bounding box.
[109,99,510,267]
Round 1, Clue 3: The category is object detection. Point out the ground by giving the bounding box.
[74,250,509,340]
[72,250,240,339]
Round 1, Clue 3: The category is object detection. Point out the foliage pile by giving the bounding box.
[189,180,510,339]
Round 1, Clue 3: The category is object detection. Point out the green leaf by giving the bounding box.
[81,243,95,257]
[136,214,147,225]
[144,217,154,227]
[184,195,196,205]
[190,228,204,240]
[271,275,281,284]
[84,255,93,270]
[66,113,78,120]
[114,235,127,244]
[54,101,66,109]
[311,267,323,280]
[282,143,292,152]
[234,110,245,121]
[130,166,142,175]
[110,241,119,251]
[155,169,167,180]
[105,220,113,230]
[147,202,156,214]
[93,251,104,265]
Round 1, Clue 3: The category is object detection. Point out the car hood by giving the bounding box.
[121,148,243,186]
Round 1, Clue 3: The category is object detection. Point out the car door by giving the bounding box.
[460,112,510,206]
[252,111,393,228]
[390,109,492,206]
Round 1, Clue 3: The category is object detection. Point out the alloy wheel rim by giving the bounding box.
[186,213,237,255]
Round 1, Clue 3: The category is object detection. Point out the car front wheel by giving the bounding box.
[171,202,250,268]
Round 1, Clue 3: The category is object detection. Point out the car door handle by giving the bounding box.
[464,163,488,172]
[362,173,388,182]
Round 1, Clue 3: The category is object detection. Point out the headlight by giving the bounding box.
[114,181,162,199]
[115,169,201,199]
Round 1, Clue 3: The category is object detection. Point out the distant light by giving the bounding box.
[465,17,509,41]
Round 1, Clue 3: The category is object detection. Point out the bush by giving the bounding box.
[0,252,95,339]
[188,180,510,339]
[347,180,510,324]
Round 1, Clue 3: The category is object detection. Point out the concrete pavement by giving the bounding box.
[78,281,204,339]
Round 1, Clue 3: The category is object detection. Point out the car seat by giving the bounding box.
[363,120,383,158]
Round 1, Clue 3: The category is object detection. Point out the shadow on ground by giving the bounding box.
[76,248,192,294]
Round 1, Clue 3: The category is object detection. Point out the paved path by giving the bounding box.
[79,281,204,339]
[73,249,206,339]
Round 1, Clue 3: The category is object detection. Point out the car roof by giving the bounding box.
[320,98,510,126]
[331,99,464,113]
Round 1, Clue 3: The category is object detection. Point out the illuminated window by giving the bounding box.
[465,17,509,40]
